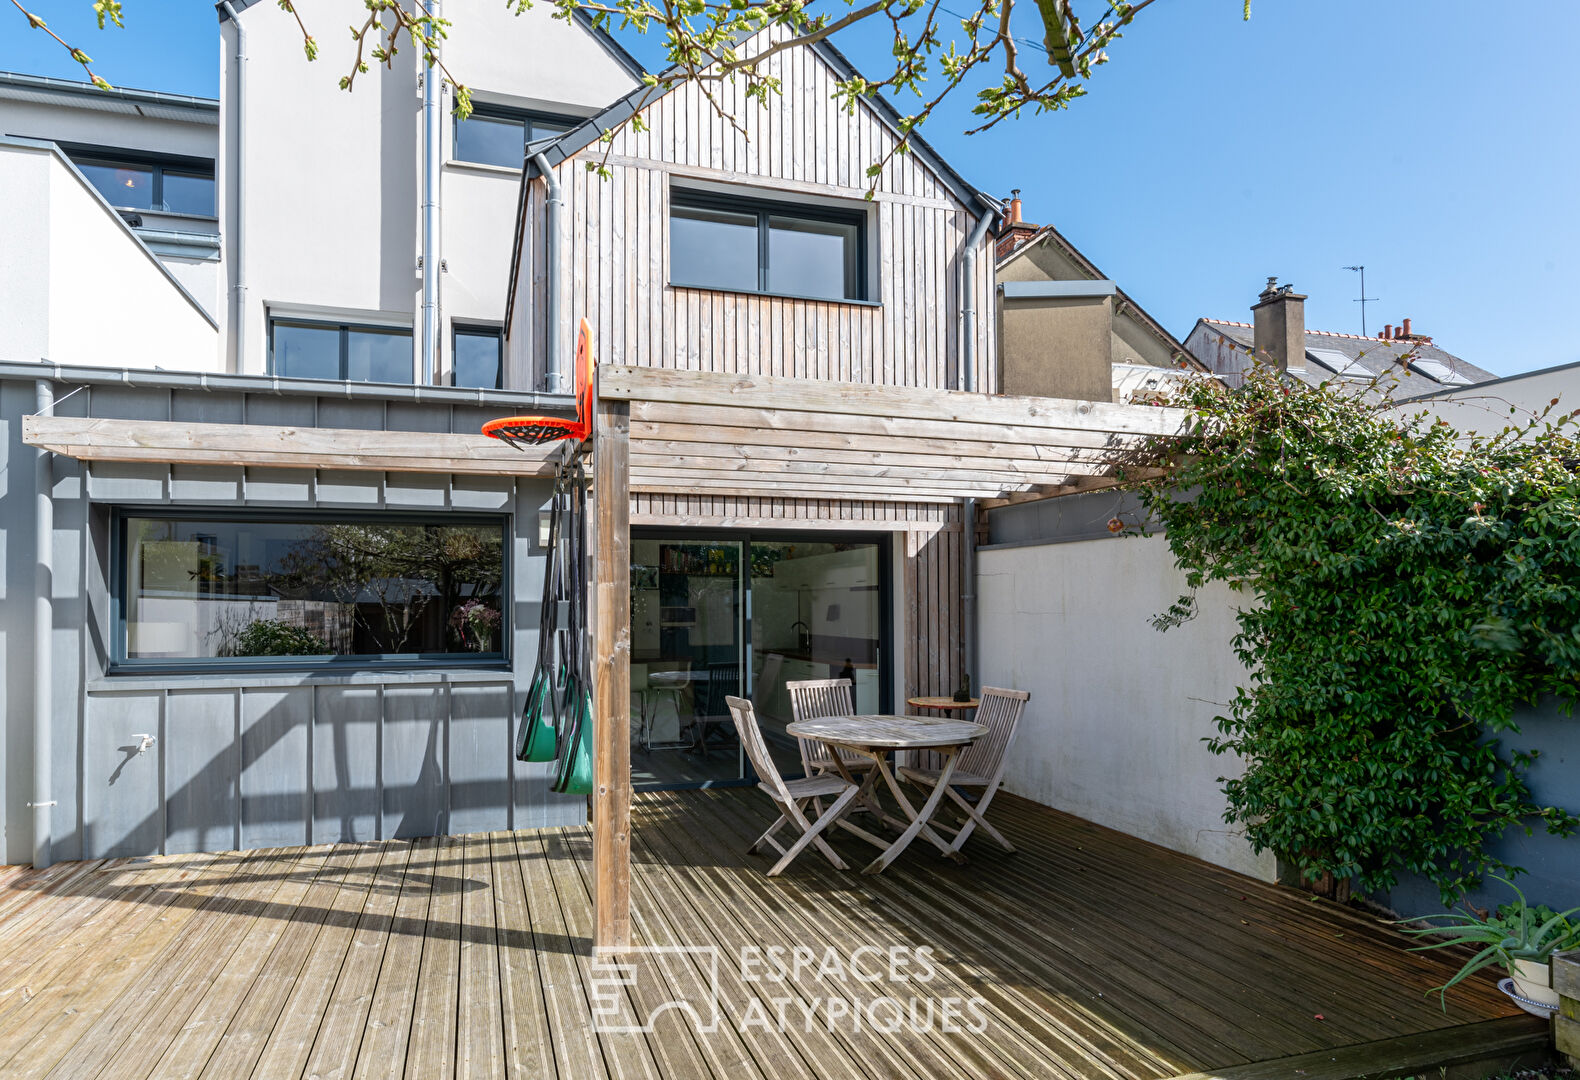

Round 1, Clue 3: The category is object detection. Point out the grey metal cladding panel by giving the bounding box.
[86,461,168,502]
[315,399,386,432]
[164,687,240,855]
[84,385,171,421]
[385,401,455,434]
[243,467,314,505]
[241,688,311,850]
[82,693,163,859]
[315,470,382,507]
[382,683,448,840]
[170,465,244,502]
[451,475,516,511]
[1,384,26,863]
[452,404,509,436]
[313,684,381,843]
[384,472,449,509]
[448,681,513,835]
[170,390,245,424]
[241,395,317,428]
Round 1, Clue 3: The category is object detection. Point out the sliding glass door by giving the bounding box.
[630,531,889,789]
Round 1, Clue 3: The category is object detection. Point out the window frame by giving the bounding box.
[59,142,217,219]
[451,102,581,169]
[268,317,414,384]
[451,323,505,389]
[668,187,871,303]
[109,507,513,675]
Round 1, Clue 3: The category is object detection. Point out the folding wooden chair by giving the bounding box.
[898,686,1029,854]
[785,678,874,779]
[725,695,860,876]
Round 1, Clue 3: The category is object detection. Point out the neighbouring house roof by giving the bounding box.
[0,70,218,123]
[519,34,996,218]
[1192,318,1498,399]
[997,223,1206,371]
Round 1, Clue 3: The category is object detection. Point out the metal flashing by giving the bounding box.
[1001,279,1117,300]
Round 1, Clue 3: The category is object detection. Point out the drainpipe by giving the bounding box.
[32,380,54,869]
[958,205,995,392]
[531,152,565,393]
[420,0,443,385]
[219,2,246,372]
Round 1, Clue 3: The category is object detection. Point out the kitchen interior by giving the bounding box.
[630,535,886,787]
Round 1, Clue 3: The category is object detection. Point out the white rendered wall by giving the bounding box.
[0,142,217,369]
[225,0,638,382]
[1401,364,1580,439]
[977,534,1277,881]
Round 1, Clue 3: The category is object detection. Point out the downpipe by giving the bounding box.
[420,0,443,385]
[32,379,54,868]
[531,152,565,393]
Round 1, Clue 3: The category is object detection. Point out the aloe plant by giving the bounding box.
[1395,876,1580,1005]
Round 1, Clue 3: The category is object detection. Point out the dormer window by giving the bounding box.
[669,188,868,303]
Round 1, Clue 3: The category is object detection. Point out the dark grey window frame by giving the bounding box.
[58,141,217,218]
[109,507,513,676]
[452,324,505,389]
[668,187,870,302]
[267,317,413,383]
[452,103,580,168]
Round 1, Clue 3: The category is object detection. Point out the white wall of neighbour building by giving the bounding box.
[976,531,1277,882]
[0,140,218,369]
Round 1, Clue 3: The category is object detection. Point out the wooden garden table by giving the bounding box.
[783,714,987,874]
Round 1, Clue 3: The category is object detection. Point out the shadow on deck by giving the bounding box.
[0,789,1549,1080]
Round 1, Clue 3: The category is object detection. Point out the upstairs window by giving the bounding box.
[669,188,867,302]
[66,146,216,217]
[453,325,504,389]
[454,104,578,169]
[269,318,412,383]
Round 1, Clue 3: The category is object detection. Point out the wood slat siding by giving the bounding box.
[506,28,992,705]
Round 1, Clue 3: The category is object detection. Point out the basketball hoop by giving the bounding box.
[482,318,596,449]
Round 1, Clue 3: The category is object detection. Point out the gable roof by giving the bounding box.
[1192,318,1497,399]
[519,34,994,217]
[215,2,646,82]
[998,223,1205,371]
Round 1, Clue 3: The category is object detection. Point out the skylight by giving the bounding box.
[1308,348,1371,379]
[1408,357,1474,385]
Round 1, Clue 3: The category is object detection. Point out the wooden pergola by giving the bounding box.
[584,366,1188,951]
[23,365,1188,953]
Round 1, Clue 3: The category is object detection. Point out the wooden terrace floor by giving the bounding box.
[0,789,1546,1080]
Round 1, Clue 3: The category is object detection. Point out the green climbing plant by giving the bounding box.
[1127,364,1580,904]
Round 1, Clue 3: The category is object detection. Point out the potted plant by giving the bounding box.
[1397,876,1580,1011]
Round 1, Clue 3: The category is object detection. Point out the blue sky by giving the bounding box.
[6,2,1576,376]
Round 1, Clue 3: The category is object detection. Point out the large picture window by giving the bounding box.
[116,512,507,669]
[669,188,867,302]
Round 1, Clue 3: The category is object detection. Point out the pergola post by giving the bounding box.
[590,393,632,954]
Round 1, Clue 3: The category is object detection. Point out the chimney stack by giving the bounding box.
[1251,276,1307,372]
[994,187,1040,260]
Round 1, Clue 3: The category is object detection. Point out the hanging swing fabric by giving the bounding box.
[499,322,597,793]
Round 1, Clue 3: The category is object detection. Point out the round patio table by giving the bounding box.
[905,695,979,712]
[784,714,986,874]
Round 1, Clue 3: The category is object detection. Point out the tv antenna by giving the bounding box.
[1343,265,1377,337]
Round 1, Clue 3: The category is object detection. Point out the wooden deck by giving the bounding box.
[0,789,1546,1080]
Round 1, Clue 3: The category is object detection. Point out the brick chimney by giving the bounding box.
[1251,277,1307,372]
[994,188,1040,260]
